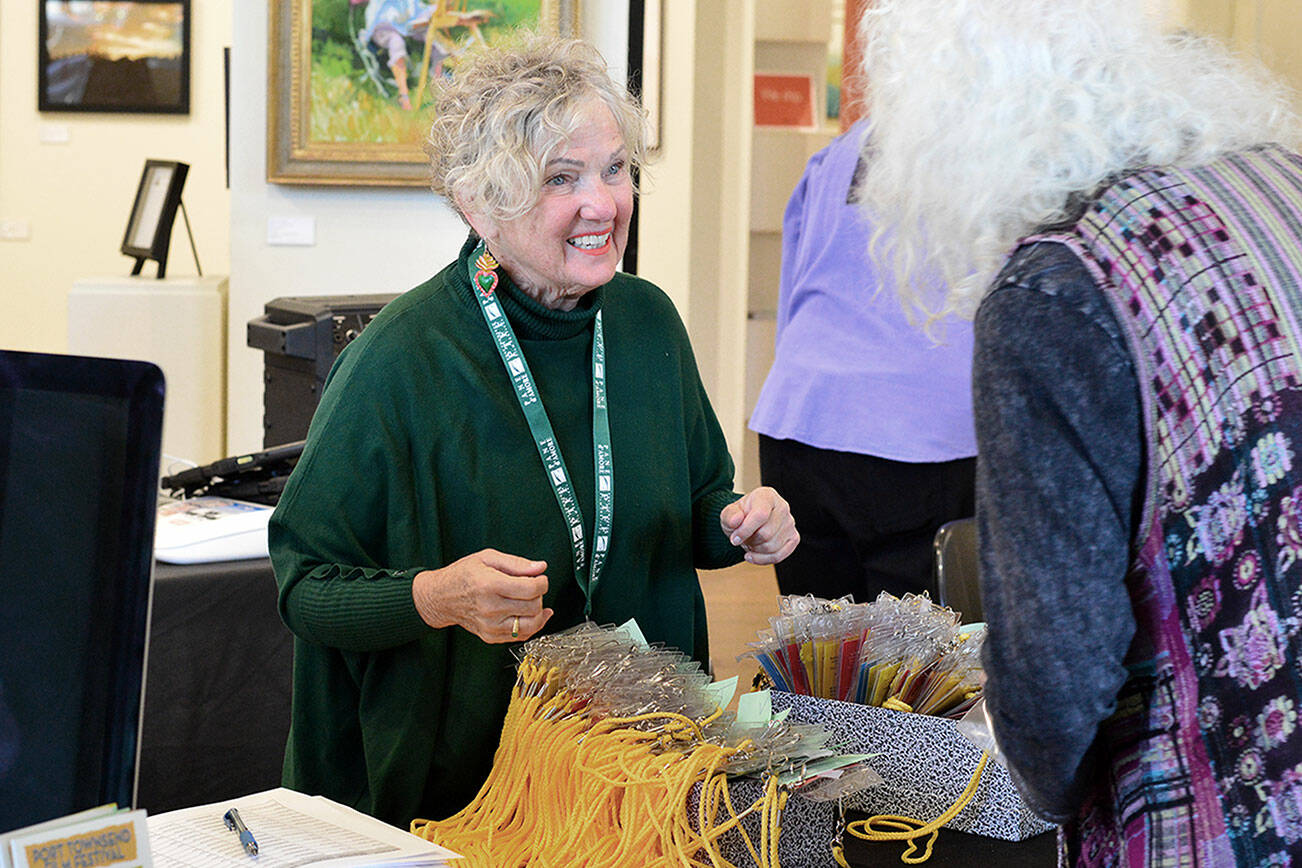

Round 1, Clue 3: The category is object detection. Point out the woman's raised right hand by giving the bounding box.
[412,549,552,643]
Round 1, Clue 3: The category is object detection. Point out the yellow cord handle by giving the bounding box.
[832,751,990,866]
[411,685,789,867]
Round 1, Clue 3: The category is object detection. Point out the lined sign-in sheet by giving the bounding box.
[148,788,459,868]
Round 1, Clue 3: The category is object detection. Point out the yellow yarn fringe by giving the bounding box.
[411,659,791,867]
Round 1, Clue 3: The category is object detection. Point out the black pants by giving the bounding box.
[758,434,976,603]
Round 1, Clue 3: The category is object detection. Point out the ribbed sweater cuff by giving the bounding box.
[293,566,427,651]
[694,488,745,569]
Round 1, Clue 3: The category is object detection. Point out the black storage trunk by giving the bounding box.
[247,294,399,448]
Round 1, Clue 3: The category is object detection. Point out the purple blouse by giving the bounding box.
[749,120,976,462]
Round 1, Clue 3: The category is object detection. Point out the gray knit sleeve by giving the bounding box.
[972,241,1143,821]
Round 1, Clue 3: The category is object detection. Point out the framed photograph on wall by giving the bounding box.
[39,0,191,114]
[268,0,581,187]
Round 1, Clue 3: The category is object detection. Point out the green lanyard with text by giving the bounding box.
[468,242,613,617]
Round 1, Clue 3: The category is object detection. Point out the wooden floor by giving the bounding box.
[699,560,781,702]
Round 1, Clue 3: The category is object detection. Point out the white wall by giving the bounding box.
[687,0,753,462]
[1176,1,1302,117]
[1223,2,1302,114]
[0,2,231,354]
[625,0,754,461]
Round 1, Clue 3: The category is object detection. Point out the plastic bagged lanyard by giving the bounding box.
[468,242,612,616]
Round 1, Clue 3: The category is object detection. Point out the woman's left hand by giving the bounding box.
[720,486,799,565]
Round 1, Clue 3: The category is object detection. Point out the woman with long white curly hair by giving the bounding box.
[856,1,1302,864]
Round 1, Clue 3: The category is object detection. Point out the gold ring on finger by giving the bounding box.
[511,616,520,639]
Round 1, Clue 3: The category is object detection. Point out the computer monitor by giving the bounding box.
[0,350,164,831]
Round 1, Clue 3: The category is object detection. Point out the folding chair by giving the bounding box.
[932,517,982,623]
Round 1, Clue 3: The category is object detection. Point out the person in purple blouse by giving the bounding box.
[749,118,977,603]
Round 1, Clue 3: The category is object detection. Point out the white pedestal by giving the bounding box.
[68,275,228,466]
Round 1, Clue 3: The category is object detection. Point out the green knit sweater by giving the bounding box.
[268,236,744,827]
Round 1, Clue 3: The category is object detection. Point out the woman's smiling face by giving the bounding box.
[468,101,633,310]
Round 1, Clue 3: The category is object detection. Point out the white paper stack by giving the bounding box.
[147,788,459,867]
[153,496,273,564]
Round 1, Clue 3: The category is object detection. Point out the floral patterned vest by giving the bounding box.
[1031,146,1302,867]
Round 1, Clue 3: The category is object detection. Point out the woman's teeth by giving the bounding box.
[569,233,610,250]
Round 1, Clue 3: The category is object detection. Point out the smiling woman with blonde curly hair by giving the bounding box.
[267,30,798,828]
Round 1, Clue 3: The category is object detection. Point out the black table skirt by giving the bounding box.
[136,558,292,813]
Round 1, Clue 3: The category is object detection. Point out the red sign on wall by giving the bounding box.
[753,73,817,128]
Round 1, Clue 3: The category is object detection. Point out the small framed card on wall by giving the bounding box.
[39,0,191,114]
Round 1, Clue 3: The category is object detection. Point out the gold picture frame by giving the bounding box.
[268,0,580,187]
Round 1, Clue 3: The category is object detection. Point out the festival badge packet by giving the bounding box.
[2,805,152,868]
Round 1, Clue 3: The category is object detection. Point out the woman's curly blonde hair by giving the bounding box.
[426,31,646,223]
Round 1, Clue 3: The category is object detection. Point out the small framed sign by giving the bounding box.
[39,0,190,114]
[753,72,818,130]
[122,160,189,278]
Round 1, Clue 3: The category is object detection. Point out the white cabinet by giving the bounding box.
[68,275,228,467]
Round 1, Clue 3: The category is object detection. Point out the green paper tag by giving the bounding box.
[705,676,739,710]
[736,689,773,725]
[615,618,649,650]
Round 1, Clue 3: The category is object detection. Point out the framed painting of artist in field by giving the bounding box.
[268,0,579,186]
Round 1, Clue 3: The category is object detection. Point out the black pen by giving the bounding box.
[223,807,259,857]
